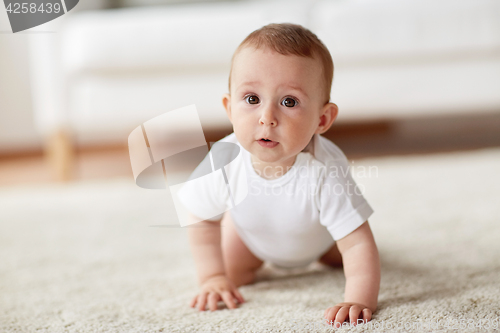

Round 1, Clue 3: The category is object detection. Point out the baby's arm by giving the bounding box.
[324,221,380,327]
[187,213,245,311]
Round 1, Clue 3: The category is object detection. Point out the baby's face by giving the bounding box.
[223,47,334,168]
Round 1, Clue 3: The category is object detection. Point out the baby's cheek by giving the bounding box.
[231,127,247,145]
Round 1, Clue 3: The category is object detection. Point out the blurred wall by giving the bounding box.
[0,0,108,155]
[0,13,37,154]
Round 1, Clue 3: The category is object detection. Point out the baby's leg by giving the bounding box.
[318,242,343,268]
[220,211,264,287]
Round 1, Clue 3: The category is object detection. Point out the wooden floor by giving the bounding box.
[1,112,500,187]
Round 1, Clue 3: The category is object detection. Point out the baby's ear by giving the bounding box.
[315,102,338,134]
[222,93,232,123]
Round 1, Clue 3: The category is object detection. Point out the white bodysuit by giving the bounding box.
[177,133,374,268]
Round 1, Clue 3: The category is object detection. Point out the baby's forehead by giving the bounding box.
[232,46,323,86]
[232,46,323,90]
[235,45,321,66]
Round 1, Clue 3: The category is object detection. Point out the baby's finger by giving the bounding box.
[334,306,350,328]
[189,295,198,308]
[349,305,362,325]
[324,306,341,323]
[207,292,220,311]
[221,290,237,309]
[197,292,208,311]
[362,308,372,323]
[232,288,245,304]
[324,306,340,318]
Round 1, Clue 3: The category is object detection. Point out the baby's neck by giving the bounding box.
[250,154,297,180]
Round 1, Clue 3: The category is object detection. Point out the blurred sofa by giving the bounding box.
[28,0,500,180]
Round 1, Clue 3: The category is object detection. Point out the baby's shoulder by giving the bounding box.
[208,132,243,170]
[312,134,350,168]
[216,132,239,145]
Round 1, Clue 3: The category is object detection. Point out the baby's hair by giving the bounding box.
[228,23,334,105]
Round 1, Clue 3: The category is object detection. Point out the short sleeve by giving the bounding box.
[176,152,229,221]
[318,159,374,241]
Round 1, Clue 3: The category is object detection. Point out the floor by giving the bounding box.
[1,112,500,187]
[2,147,500,332]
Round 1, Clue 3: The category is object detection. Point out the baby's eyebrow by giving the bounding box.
[236,81,260,91]
[236,81,308,97]
[282,84,307,96]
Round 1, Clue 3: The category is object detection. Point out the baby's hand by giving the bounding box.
[190,275,245,311]
[324,302,372,328]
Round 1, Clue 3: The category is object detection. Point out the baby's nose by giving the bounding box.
[259,118,277,126]
[259,108,278,127]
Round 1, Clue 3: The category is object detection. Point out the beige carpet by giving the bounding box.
[1,148,500,332]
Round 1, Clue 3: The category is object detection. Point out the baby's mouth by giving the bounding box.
[258,138,279,148]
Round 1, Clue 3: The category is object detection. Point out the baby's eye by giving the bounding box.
[281,97,298,108]
[245,95,260,104]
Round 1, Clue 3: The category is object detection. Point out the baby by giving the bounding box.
[179,23,380,327]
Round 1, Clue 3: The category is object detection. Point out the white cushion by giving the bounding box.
[311,0,500,63]
[67,70,232,137]
[60,0,312,75]
[332,59,500,121]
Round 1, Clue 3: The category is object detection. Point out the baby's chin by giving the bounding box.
[250,153,279,164]
[250,149,299,166]
[246,146,278,162]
